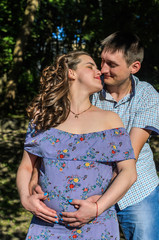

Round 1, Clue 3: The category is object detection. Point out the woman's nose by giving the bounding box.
[96,69,101,75]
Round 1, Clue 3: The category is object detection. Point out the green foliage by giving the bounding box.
[0,0,26,73]
[0,0,159,111]
[0,36,14,66]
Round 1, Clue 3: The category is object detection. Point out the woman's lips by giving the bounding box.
[95,76,101,80]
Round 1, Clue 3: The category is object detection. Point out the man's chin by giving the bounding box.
[103,77,113,84]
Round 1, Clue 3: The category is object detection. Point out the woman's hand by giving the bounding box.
[17,152,59,224]
[31,183,44,195]
[86,194,101,203]
[21,193,59,224]
[61,199,97,228]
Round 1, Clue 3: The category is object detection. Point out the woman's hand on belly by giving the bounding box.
[23,187,59,224]
[86,194,101,203]
[60,199,97,228]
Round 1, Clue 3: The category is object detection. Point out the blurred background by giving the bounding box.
[0,0,159,239]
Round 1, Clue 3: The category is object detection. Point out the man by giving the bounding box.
[18,31,159,239]
[91,31,159,239]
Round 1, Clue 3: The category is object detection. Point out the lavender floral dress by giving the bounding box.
[24,124,135,240]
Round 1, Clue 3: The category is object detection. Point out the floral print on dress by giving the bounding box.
[100,229,118,240]
[46,159,66,172]
[24,126,135,240]
[65,175,86,192]
[46,186,70,211]
[69,228,84,239]
[57,149,70,159]
[39,172,51,189]
[27,229,54,239]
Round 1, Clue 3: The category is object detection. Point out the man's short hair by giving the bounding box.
[101,31,144,65]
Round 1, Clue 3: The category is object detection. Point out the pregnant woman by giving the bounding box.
[16,50,137,239]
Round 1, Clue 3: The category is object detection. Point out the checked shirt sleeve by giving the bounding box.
[132,83,159,135]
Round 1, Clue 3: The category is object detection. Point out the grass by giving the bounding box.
[0,117,159,239]
[0,118,32,239]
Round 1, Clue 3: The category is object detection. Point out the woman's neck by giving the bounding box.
[69,97,91,113]
[68,85,92,113]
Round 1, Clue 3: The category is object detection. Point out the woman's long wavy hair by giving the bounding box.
[27,51,91,131]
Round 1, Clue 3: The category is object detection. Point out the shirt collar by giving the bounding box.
[100,75,136,102]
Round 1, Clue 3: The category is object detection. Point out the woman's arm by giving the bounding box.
[61,158,137,227]
[16,150,58,223]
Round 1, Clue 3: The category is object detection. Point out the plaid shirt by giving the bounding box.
[92,75,159,210]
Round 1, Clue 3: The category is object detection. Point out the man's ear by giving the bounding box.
[130,61,141,74]
[68,69,76,80]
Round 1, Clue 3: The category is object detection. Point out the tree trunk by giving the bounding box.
[5,0,39,107]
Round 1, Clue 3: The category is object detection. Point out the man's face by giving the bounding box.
[101,50,132,87]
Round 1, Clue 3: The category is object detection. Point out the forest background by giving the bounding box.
[0,0,159,239]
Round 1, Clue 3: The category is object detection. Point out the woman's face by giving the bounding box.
[74,55,102,94]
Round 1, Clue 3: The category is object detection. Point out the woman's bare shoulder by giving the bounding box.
[105,111,124,129]
[92,107,124,129]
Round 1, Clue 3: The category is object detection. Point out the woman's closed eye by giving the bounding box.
[87,65,93,69]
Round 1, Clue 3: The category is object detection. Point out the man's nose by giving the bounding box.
[101,63,109,74]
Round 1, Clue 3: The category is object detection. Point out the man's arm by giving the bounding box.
[28,157,42,195]
[106,127,151,183]
[129,127,151,161]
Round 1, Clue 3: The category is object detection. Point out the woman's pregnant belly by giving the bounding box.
[39,160,112,214]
